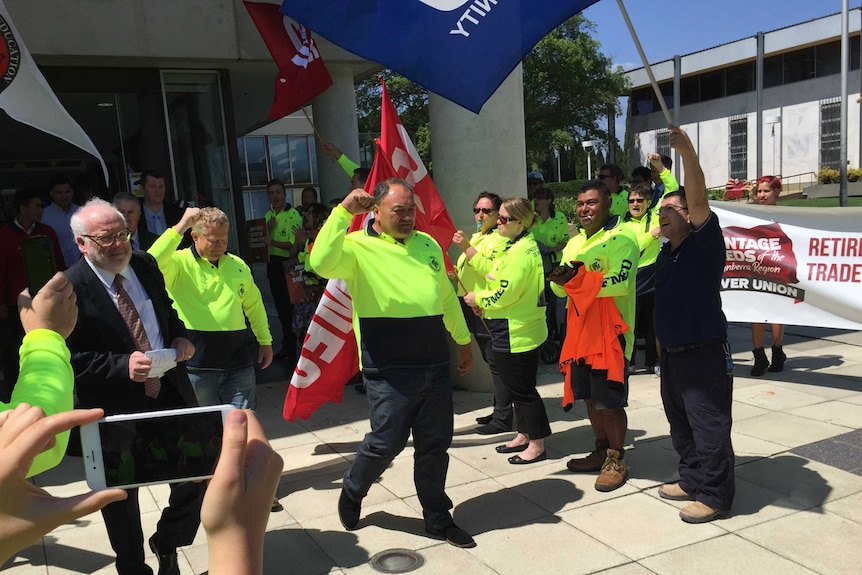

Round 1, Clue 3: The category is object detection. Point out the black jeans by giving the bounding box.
[267,256,296,352]
[661,341,735,510]
[343,365,455,530]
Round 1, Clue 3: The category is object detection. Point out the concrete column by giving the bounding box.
[429,64,526,393]
[311,64,360,203]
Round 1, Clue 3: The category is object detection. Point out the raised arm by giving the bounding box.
[669,125,710,229]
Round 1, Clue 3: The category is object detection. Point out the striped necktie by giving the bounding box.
[115,274,161,398]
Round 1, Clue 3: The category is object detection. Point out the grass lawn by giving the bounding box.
[778,197,862,207]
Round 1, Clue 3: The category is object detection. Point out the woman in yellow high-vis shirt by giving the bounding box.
[464,197,550,465]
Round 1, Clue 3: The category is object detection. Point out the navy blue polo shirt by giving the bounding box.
[654,211,727,348]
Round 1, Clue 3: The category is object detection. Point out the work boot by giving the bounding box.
[566,439,609,472]
[750,347,769,376]
[595,448,627,492]
[769,345,786,372]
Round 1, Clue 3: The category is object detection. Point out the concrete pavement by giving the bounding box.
[4,322,862,575]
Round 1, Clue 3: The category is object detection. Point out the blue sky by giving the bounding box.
[580,0,852,144]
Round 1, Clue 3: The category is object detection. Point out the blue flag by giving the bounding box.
[280,0,601,113]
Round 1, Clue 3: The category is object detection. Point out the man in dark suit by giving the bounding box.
[66,198,202,575]
[114,192,159,251]
[136,169,191,249]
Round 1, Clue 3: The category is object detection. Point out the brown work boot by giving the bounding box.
[679,501,726,523]
[594,448,627,492]
[658,482,695,501]
[566,440,609,473]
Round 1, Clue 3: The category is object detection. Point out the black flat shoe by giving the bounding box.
[475,413,493,425]
[495,443,528,454]
[476,420,511,435]
[508,451,547,465]
[425,523,476,548]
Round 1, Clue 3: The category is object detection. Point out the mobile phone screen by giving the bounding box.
[97,410,224,487]
[22,236,57,295]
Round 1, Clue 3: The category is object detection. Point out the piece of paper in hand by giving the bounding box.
[145,348,177,378]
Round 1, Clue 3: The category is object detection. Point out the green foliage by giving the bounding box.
[708,187,726,201]
[523,15,630,178]
[552,193,578,223]
[355,73,431,166]
[818,167,840,184]
[848,168,862,182]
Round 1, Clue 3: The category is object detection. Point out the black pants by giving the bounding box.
[267,256,296,352]
[101,480,206,575]
[492,347,550,439]
[661,341,735,510]
[635,292,657,368]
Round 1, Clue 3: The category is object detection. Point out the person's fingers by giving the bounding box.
[57,489,128,524]
[211,409,249,489]
[1,408,103,464]
[0,404,45,450]
[242,410,269,448]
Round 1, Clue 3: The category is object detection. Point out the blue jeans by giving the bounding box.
[343,365,454,530]
[187,365,257,410]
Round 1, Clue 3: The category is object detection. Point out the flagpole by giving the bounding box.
[454,274,492,334]
[300,106,325,141]
[615,0,673,126]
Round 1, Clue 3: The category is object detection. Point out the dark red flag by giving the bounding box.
[243,1,333,118]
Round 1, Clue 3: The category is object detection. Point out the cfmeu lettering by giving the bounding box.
[292,286,354,387]
[449,0,498,38]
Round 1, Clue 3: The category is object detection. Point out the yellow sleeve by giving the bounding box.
[147,228,183,288]
[308,205,357,281]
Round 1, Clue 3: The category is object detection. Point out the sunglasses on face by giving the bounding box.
[473,207,494,214]
[628,198,646,204]
[497,216,517,223]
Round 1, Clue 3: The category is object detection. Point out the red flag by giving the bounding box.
[283,77,458,421]
[377,77,457,268]
[243,1,333,118]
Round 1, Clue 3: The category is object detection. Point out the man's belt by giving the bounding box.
[663,339,725,354]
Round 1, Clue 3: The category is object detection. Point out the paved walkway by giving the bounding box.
[5,321,862,575]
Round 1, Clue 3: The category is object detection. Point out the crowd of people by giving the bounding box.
[0,125,785,571]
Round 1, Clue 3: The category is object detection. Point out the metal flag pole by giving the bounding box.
[615,0,673,126]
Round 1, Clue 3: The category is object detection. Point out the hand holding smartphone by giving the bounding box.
[81,405,235,490]
[22,236,57,295]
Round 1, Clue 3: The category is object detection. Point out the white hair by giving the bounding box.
[70,197,126,237]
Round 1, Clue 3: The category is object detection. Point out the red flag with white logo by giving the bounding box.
[283,76,457,421]
[243,1,333,118]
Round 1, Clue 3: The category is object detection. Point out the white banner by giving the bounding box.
[713,203,862,330]
[0,1,108,183]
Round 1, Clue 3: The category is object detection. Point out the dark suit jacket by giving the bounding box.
[65,252,198,415]
[135,228,159,251]
[138,199,191,248]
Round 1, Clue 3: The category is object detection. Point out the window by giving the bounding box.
[728,115,747,180]
[699,69,725,102]
[679,75,699,106]
[763,55,783,88]
[656,129,671,159]
[816,40,840,77]
[783,46,816,83]
[820,98,841,170]
[726,62,755,96]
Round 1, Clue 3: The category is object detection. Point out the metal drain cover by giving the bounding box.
[369,548,425,573]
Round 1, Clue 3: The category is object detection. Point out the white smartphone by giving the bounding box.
[81,405,235,490]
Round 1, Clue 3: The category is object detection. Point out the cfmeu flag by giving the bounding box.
[0,0,108,183]
[244,1,333,118]
[279,0,601,113]
[283,77,458,421]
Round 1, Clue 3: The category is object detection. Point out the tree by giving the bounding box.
[523,15,629,180]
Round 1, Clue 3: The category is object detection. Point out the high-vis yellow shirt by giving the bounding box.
[474,232,547,353]
[623,211,661,268]
[552,216,640,359]
[310,205,470,371]
[455,229,507,296]
[149,229,272,369]
[265,207,303,258]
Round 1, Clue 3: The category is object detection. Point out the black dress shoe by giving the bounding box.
[476,420,511,435]
[338,489,361,530]
[148,535,179,575]
[425,523,476,548]
[495,443,528,454]
[475,413,493,425]
[508,451,547,465]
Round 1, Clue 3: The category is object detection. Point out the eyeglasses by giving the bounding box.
[497,216,518,223]
[82,230,132,246]
[473,207,494,214]
[628,198,646,204]
[658,205,687,216]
